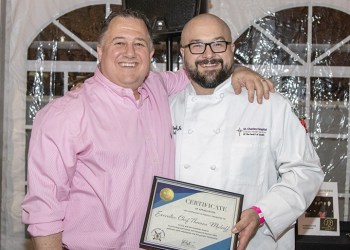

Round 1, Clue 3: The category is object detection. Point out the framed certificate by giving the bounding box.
[140,176,244,250]
[297,182,340,236]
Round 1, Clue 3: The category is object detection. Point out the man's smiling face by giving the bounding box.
[97,16,154,91]
[180,14,235,90]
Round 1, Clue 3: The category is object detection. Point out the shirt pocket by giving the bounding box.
[228,140,268,186]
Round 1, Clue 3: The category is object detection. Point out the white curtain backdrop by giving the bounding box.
[2,0,350,249]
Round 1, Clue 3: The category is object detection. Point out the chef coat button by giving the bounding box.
[188,129,193,134]
[210,165,216,170]
[214,128,220,134]
[191,97,197,102]
[184,164,190,169]
[220,93,225,99]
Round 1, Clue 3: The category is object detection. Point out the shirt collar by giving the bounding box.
[93,68,149,105]
[187,76,233,96]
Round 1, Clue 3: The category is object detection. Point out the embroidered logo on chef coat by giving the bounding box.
[173,125,182,135]
[236,127,267,137]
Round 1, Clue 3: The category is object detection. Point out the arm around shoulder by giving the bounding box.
[157,68,189,96]
[231,64,275,103]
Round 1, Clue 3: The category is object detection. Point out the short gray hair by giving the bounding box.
[98,9,153,45]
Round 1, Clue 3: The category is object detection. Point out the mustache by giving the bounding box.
[195,58,223,67]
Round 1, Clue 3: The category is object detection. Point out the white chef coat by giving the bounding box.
[169,77,324,250]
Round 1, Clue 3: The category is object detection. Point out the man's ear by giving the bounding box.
[150,48,155,61]
[179,48,186,69]
[231,43,235,52]
[180,48,185,59]
[97,45,102,62]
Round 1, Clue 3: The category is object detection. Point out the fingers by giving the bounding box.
[232,79,245,95]
[70,85,78,91]
[70,82,84,91]
[231,66,249,97]
[232,220,248,234]
[231,65,276,104]
[232,220,250,250]
[232,209,260,250]
[231,77,260,103]
[245,78,263,104]
[231,75,275,104]
[237,234,250,250]
[261,78,275,100]
[232,210,257,234]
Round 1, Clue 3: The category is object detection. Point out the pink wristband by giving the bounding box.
[251,206,265,225]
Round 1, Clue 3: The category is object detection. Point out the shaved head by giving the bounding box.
[181,14,232,47]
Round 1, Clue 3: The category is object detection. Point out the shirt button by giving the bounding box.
[220,93,225,99]
[184,164,191,169]
[188,129,194,134]
[213,128,221,134]
[210,165,216,170]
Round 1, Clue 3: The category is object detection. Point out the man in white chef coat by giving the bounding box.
[170,13,324,250]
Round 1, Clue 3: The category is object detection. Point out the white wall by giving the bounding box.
[0,0,5,246]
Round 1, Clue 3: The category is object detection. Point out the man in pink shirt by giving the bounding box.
[22,9,273,250]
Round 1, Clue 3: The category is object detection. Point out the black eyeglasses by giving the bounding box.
[181,41,232,54]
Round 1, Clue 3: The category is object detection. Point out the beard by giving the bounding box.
[184,58,232,89]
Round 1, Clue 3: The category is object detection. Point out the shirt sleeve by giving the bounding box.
[156,69,190,96]
[256,97,324,239]
[22,99,80,237]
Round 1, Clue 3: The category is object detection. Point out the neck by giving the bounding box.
[192,81,215,95]
[133,89,140,100]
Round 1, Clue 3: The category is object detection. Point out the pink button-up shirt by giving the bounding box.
[22,68,188,249]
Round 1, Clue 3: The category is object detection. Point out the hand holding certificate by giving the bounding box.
[140,176,244,250]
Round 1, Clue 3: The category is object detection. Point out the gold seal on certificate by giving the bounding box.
[140,176,244,250]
